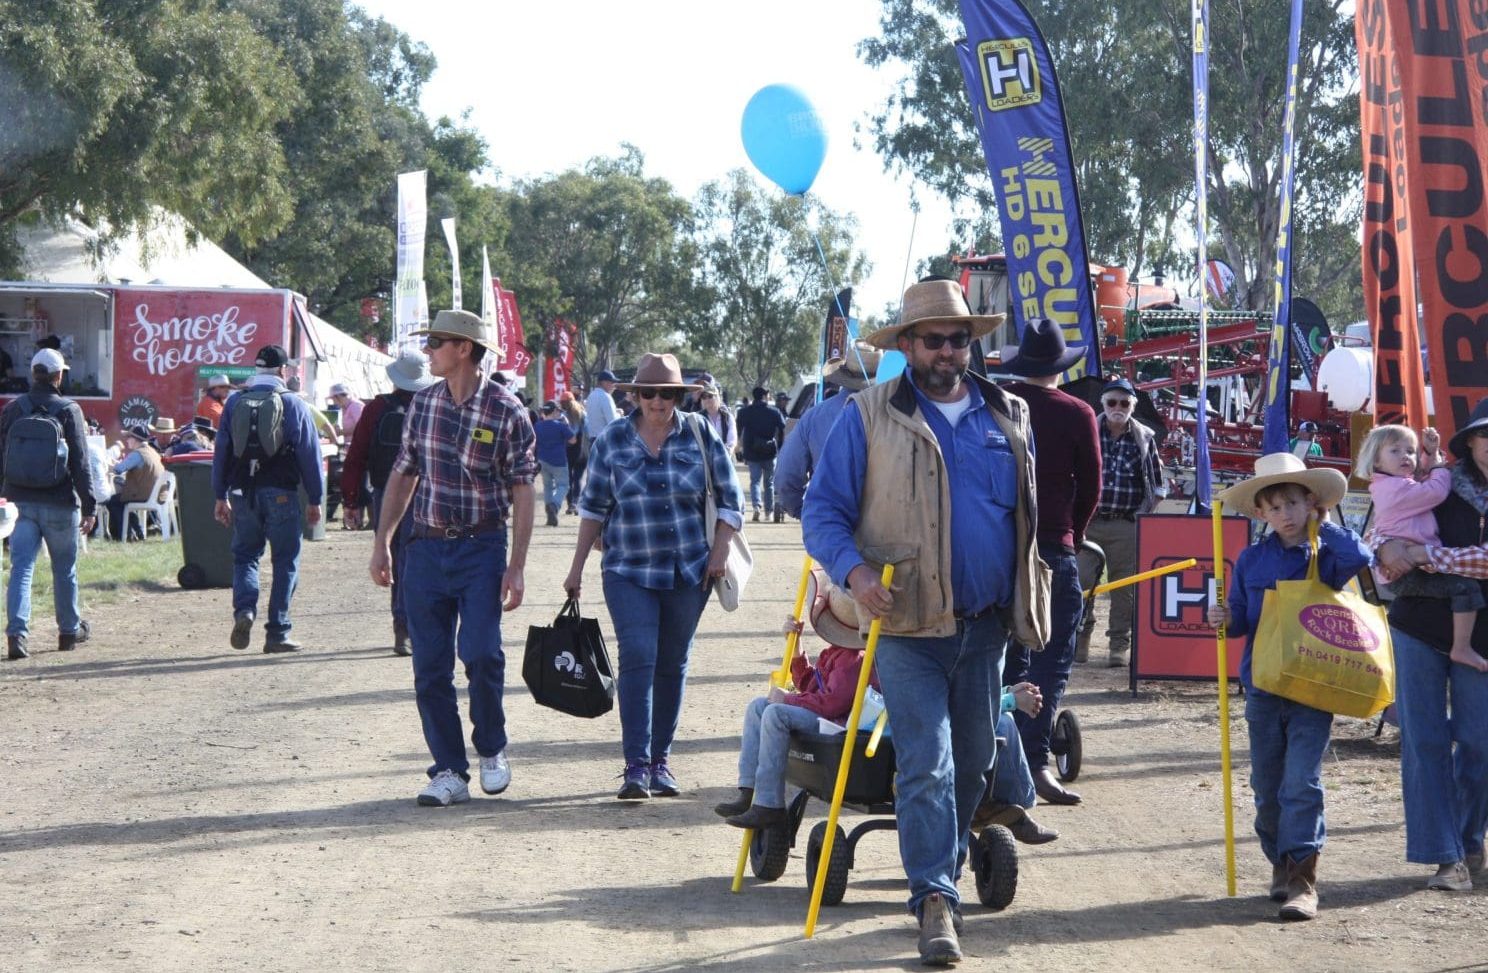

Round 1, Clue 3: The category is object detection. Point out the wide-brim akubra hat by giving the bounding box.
[864,278,1006,350]
[149,417,177,435]
[993,317,1084,378]
[617,352,701,393]
[1448,397,1488,460]
[385,349,438,393]
[822,342,883,391]
[1217,452,1347,518]
[805,568,866,650]
[409,309,502,354]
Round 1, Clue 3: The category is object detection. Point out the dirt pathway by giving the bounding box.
[1,517,1485,971]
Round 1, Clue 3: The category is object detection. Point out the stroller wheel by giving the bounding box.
[805,821,851,906]
[1051,709,1083,782]
[749,821,791,882]
[973,825,1019,911]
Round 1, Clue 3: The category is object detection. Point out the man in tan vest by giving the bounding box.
[802,277,1050,966]
[103,424,165,541]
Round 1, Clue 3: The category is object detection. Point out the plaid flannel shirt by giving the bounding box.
[1098,421,1157,516]
[392,372,537,529]
[1428,544,1488,579]
[579,411,743,589]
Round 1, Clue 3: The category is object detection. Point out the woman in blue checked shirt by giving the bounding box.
[564,353,745,801]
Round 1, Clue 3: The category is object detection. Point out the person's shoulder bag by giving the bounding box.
[688,413,752,611]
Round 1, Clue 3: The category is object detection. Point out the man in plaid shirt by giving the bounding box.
[370,309,537,808]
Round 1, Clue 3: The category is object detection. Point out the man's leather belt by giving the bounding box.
[412,520,506,540]
[1096,511,1136,522]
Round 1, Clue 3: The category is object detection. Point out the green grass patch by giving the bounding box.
[15,536,184,619]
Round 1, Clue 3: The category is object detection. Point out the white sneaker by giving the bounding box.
[417,769,470,807]
[479,751,511,795]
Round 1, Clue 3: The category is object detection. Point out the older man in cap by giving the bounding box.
[342,349,437,656]
[803,277,1049,965]
[1079,376,1165,668]
[370,310,537,808]
[775,342,880,520]
[585,369,619,440]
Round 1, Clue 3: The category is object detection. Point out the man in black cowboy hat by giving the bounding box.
[995,318,1100,806]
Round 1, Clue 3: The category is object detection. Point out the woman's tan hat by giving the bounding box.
[805,568,865,650]
[1217,452,1348,517]
[617,352,701,392]
[149,417,177,435]
[822,342,883,391]
[409,308,502,353]
[864,278,1006,350]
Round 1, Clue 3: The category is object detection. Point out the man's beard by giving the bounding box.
[911,359,964,396]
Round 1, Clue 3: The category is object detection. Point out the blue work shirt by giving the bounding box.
[1223,520,1373,694]
[533,417,573,467]
[212,375,325,503]
[802,374,1018,617]
[775,389,850,519]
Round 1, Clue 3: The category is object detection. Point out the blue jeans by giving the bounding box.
[539,461,569,511]
[737,696,823,807]
[602,571,709,766]
[230,486,304,639]
[370,491,412,626]
[6,503,81,639]
[1245,691,1333,865]
[1005,547,1083,768]
[989,711,1036,808]
[1393,627,1488,865]
[404,530,509,779]
[746,459,775,515]
[875,611,1007,913]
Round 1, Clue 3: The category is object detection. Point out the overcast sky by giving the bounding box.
[351,0,963,319]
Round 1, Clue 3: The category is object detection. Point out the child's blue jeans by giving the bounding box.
[1245,691,1333,864]
[737,696,823,808]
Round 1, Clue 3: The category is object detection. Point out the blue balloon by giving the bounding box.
[876,350,907,384]
[740,84,827,195]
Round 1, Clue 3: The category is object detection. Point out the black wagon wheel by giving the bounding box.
[749,821,791,882]
[973,824,1019,911]
[177,563,207,589]
[1051,708,1083,782]
[805,821,851,906]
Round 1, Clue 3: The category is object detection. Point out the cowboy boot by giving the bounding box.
[1269,861,1288,902]
[1279,854,1319,920]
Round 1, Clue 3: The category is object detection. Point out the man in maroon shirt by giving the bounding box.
[997,318,1101,805]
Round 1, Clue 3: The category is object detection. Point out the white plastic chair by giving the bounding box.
[124,471,178,541]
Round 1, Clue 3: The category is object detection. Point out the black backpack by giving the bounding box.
[230,386,289,468]
[367,394,407,491]
[5,395,70,489]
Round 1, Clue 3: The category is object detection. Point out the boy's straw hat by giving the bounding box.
[1217,452,1347,517]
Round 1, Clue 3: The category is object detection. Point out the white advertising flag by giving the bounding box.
[441,217,461,310]
[394,170,428,350]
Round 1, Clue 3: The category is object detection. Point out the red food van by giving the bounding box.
[0,282,331,435]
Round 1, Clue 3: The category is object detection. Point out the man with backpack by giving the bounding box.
[212,344,325,654]
[340,349,436,656]
[0,348,97,659]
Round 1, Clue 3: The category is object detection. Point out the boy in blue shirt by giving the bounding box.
[533,400,576,526]
[1206,453,1371,921]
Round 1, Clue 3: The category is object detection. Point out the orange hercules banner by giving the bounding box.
[1386,1,1488,448]
[1356,1,1428,432]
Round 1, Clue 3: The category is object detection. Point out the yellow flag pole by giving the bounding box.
[732,554,815,894]
[1083,558,1198,598]
[804,563,894,939]
[1212,501,1237,897]
[865,709,889,759]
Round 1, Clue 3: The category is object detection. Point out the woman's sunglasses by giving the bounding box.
[912,330,972,350]
[638,388,682,401]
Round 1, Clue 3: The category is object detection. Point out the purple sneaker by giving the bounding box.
[617,762,650,801]
[649,760,680,797]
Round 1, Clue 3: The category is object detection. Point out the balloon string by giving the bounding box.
[808,219,849,405]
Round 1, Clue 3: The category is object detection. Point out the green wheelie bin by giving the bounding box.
[166,453,233,589]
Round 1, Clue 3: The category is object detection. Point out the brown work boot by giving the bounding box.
[1074,629,1091,664]
[970,800,1024,832]
[917,893,962,965]
[713,787,754,818]
[1107,645,1130,668]
[393,620,412,658]
[1269,860,1288,902]
[1278,854,1319,920]
[725,803,786,830]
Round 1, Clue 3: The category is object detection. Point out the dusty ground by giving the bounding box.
[2,511,1486,972]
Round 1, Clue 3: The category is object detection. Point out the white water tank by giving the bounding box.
[1317,347,1373,413]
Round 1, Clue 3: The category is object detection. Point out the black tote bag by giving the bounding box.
[522,598,616,718]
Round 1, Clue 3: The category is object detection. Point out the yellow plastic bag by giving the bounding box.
[1251,524,1394,718]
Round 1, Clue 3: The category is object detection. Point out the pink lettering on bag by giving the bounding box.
[1298,605,1379,653]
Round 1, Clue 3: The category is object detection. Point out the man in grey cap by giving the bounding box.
[0,348,97,659]
[585,369,619,440]
[342,349,437,655]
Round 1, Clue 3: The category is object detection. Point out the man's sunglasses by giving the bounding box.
[638,388,682,401]
[911,330,973,350]
[423,335,462,350]
[1102,398,1133,408]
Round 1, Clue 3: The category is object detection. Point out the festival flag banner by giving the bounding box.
[1191,0,1214,506]
[1355,3,1427,431]
[481,247,498,341]
[394,170,428,350]
[543,319,577,401]
[1262,0,1305,455]
[1382,0,1488,448]
[441,218,461,311]
[954,0,1102,381]
[495,282,532,377]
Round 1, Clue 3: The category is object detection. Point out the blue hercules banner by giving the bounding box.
[1190,0,1214,507]
[1263,0,1306,455]
[954,0,1101,380]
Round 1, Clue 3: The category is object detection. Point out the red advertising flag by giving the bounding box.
[543,319,577,402]
[1132,514,1249,685]
[1384,1,1488,448]
[1357,1,1429,432]
[496,287,531,376]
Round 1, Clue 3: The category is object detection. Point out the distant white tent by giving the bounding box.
[13,213,393,400]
